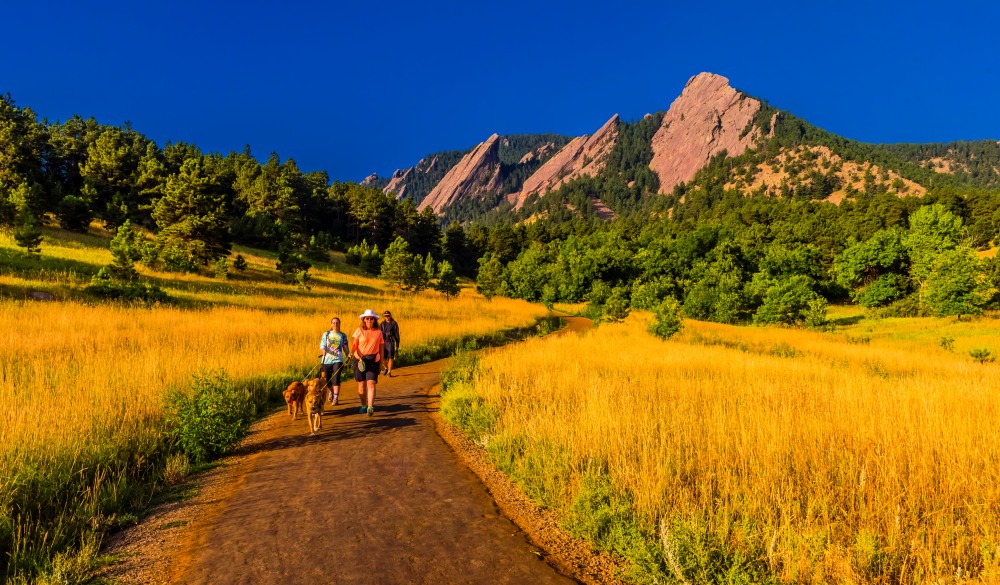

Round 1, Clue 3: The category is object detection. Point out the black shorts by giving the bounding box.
[354,354,380,383]
[320,362,344,386]
[383,343,397,360]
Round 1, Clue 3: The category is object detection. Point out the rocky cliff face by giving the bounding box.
[649,72,764,194]
[383,167,413,198]
[418,134,502,213]
[513,115,620,209]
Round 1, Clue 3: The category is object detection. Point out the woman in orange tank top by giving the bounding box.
[351,309,385,416]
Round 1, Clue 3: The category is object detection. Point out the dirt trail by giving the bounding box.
[166,317,592,584]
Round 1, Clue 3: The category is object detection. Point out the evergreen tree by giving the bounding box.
[56,195,92,231]
[476,254,505,300]
[423,252,436,281]
[381,237,414,287]
[443,220,473,277]
[108,220,143,281]
[434,260,460,299]
[13,210,42,255]
[152,156,230,268]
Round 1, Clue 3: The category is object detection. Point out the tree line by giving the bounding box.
[0,94,490,290]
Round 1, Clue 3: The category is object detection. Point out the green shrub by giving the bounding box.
[165,371,256,463]
[970,348,996,365]
[213,257,229,279]
[649,298,684,340]
[232,253,248,271]
[55,195,92,232]
[85,268,168,303]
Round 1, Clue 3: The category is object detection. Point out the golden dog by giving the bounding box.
[283,381,306,419]
[303,377,327,435]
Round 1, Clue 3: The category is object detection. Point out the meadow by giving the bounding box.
[0,226,546,583]
[442,309,1000,584]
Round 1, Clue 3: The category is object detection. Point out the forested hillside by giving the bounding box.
[3,74,1000,325]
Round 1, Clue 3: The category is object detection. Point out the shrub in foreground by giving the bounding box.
[165,371,256,463]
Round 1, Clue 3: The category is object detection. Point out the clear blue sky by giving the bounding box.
[3,0,998,181]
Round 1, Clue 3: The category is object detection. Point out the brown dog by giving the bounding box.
[283,381,306,419]
[304,378,327,435]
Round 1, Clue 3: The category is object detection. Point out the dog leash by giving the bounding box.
[300,363,321,383]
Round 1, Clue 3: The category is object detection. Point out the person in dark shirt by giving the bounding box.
[379,310,400,377]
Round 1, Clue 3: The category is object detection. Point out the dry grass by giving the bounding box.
[0,227,546,581]
[447,313,1000,583]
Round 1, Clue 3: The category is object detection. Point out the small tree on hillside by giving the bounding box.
[381,237,414,286]
[649,297,684,340]
[276,244,311,288]
[108,220,144,281]
[381,236,427,292]
[14,210,42,256]
[476,254,505,300]
[434,260,460,299]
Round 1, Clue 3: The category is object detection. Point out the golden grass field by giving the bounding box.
[443,310,1000,584]
[0,226,546,582]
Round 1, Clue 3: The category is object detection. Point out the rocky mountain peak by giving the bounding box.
[649,72,763,194]
[513,114,620,209]
[418,134,502,213]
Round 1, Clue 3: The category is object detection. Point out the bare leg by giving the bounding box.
[367,380,376,407]
[386,358,394,375]
[332,384,340,405]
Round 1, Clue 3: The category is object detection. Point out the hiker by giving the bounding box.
[319,316,349,405]
[380,310,400,377]
[351,309,385,417]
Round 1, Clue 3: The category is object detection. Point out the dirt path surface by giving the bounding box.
[154,318,595,584]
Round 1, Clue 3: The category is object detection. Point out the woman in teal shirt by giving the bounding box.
[320,317,349,405]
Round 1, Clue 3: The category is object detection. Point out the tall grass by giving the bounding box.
[442,313,1000,583]
[0,229,546,582]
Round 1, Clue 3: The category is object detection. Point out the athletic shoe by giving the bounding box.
[359,406,367,414]
[333,397,339,405]
[367,406,374,417]
[387,371,392,377]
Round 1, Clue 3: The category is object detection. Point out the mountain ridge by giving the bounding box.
[363,72,1000,223]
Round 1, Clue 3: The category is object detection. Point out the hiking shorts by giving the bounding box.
[320,362,344,386]
[354,354,380,383]
[383,342,397,360]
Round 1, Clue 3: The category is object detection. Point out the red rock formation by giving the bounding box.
[383,167,413,199]
[513,115,619,209]
[418,134,502,213]
[649,72,763,194]
[360,173,379,186]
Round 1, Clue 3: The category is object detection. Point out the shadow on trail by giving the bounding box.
[235,414,419,456]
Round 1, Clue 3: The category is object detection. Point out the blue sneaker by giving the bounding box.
[359,406,367,414]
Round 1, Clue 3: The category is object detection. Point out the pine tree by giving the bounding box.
[13,210,42,255]
[380,237,414,287]
[434,260,460,299]
[152,156,230,267]
[476,254,505,300]
[108,220,143,281]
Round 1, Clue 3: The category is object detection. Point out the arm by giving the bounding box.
[350,330,360,360]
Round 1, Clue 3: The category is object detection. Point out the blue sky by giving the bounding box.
[3,0,998,181]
